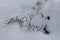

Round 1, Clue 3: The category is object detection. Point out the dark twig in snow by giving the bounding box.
[44,25,50,34]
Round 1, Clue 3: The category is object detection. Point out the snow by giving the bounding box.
[0,0,60,40]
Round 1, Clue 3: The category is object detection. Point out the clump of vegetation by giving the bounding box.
[6,16,24,27]
[5,0,50,34]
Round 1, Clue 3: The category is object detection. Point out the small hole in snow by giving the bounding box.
[46,16,50,20]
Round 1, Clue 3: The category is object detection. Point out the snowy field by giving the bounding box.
[0,0,60,40]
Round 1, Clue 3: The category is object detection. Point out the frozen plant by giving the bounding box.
[5,0,50,34]
[6,16,24,28]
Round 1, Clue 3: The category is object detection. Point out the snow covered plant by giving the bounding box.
[5,0,50,34]
[6,16,24,27]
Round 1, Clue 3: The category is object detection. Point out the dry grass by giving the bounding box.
[6,16,24,27]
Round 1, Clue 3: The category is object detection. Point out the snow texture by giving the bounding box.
[0,0,60,40]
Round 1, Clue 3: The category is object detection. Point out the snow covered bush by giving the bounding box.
[5,0,50,34]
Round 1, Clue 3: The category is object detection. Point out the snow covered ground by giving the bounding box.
[0,0,60,40]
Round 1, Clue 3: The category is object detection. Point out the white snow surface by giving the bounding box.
[0,0,60,40]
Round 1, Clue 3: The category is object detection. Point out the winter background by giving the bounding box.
[0,0,60,40]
